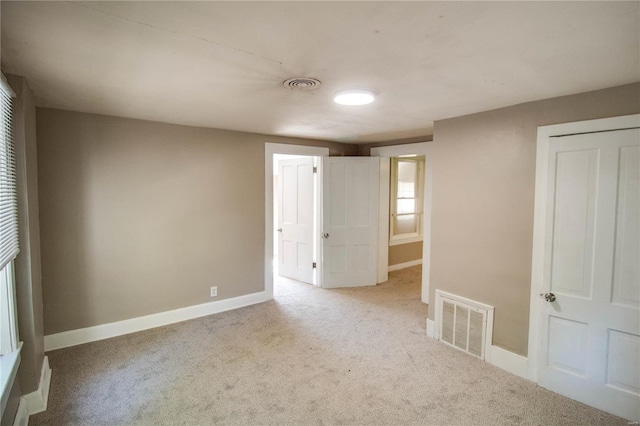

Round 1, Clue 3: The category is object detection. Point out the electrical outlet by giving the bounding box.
[210,286,217,297]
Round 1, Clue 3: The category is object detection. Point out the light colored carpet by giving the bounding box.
[32,266,626,425]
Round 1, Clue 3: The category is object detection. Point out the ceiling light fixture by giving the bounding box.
[333,90,375,106]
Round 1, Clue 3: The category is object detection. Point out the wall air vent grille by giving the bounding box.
[283,77,322,91]
[436,291,492,360]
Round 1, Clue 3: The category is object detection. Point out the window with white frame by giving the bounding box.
[0,75,19,364]
[389,155,424,245]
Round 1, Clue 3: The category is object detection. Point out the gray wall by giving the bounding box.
[389,242,422,267]
[37,108,352,334]
[429,83,640,356]
[0,380,20,426]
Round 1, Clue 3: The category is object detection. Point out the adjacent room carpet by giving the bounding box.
[31,266,626,425]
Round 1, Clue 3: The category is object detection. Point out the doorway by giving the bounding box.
[387,155,426,271]
[265,143,329,299]
[370,142,433,303]
[273,153,320,296]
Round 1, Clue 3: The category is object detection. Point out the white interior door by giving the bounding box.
[278,157,314,284]
[538,128,640,421]
[322,157,379,288]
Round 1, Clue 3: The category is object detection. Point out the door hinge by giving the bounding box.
[313,262,317,268]
[313,166,317,174]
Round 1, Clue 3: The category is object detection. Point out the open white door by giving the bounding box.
[322,157,379,288]
[278,157,314,284]
[538,128,639,421]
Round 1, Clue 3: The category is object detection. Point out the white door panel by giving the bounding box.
[278,157,314,284]
[539,128,640,422]
[612,146,640,308]
[322,157,379,288]
[549,149,598,299]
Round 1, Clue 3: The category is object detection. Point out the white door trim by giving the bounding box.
[264,143,329,299]
[527,114,640,383]
[371,142,433,303]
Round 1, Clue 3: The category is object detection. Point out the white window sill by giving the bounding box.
[0,342,22,417]
[389,235,423,246]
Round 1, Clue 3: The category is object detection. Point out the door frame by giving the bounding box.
[370,142,433,303]
[527,114,640,383]
[264,143,329,299]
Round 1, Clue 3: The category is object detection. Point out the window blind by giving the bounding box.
[0,77,18,271]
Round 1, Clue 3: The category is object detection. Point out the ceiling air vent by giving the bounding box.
[283,77,322,91]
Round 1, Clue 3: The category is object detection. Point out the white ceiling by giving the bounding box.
[1,1,638,143]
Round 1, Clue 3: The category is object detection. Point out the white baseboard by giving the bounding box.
[13,356,51,426]
[388,259,422,272]
[488,345,529,380]
[12,399,28,426]
[428,315,529,381]
[45,291,269,351]
[426,318,435,339]
[24,356,51,414]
